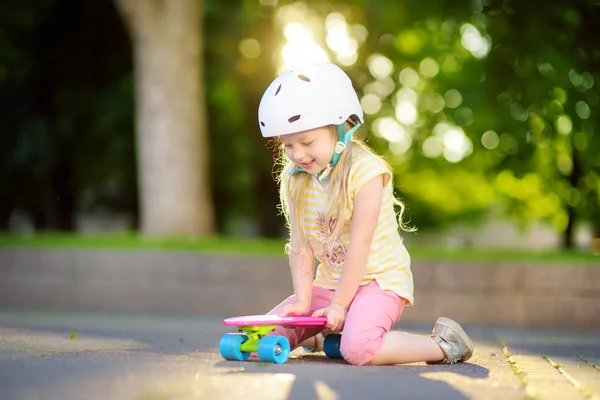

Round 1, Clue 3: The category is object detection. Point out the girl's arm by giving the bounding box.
[331,175,383,309]
[282,193,315,315]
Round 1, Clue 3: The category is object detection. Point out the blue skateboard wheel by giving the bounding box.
[323,333,342,358]
[219,333,251,361]
[257,336,291,364]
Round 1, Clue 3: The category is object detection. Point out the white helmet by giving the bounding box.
[258,63,364,138]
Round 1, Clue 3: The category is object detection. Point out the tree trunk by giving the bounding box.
[247,8,284,238]
[563,206,575,250]
[562,133,583,249]
[114,0,214,237]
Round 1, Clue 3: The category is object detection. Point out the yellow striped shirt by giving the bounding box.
[286,146,414,305]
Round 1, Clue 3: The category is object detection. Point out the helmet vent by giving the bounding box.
[275,84,282,96]
[260,121,266,127]
[298,75,311,82]
[288,115,301,123]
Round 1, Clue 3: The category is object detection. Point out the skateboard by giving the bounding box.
[219,315,342,364]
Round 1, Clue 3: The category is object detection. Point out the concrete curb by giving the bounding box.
[0,248,598,330]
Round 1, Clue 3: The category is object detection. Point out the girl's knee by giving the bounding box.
[339,330,383,366]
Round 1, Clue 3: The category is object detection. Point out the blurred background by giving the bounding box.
[1,0,599,254]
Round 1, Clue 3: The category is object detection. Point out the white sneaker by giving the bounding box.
[428,317,474,364]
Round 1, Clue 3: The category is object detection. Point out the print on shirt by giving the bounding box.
[316,212,347,271]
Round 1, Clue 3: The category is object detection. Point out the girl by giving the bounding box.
[258,62,474,366]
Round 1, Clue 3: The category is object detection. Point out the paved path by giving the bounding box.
[0,311,598,399]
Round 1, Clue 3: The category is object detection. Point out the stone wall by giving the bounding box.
[0,248,598,330]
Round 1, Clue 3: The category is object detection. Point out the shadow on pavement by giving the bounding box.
[212,357,490,400]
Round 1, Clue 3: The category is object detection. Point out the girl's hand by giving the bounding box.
[278,301,310,317]
[311,302,347,332]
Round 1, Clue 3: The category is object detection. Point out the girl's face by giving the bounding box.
[280,126,335,175]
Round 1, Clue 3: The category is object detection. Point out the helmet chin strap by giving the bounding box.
[290,122,362,182]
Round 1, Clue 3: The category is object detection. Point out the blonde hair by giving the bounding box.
[274,122,414,252]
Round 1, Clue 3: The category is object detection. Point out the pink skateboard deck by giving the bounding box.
[219,314,340,364]
[223,315,327,328]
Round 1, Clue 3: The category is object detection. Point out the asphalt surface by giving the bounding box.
[0,311,598,400]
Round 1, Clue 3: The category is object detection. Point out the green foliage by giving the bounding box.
[0,0,135,229]
[1,232,598,264]
[481,1,600,242]
[314,0,600,243]
[0,0,598,249]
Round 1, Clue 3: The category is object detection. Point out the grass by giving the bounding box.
[0,232,598,265]
[580,356,600,371]
[543,355,596,399]
[0,233,286,255]
[409,245,599,265]
[496,336,532,396]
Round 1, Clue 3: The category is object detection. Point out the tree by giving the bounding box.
[0,0,136,231]
[279,0,599,249]
[114,0,214,237]
[483,1,600,248]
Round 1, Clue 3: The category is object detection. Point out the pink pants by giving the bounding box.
[268,280,406,365]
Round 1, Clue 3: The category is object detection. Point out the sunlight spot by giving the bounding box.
[351,24,369,45]
[395,87,418,105]
[433,123,472,162]
[276,3,307,26]
[433,122,451,136]
[368,54,394,79]
[325,13,359,66]
[315,380,339,400]
[509,103,528,122]
[399,68,420,88]
[575,101,590,119]
[395,102,418,125]
[455,107,474,126]
[361,94,382,115]
[443,127,473,162]
[424,93,445,113]
[460,24,490,58]
[529,113,546,133]
[283,23,311,42]
[544,99,564,118]
[444,89,462,108]
[553,87,567,104]
[325,12,346,30]
[365,77,395,97]
[555,115,572,135]
[281,23,329,70]
[496,92,512,106]
[396,30,423,54]
[481,130,499,149]
[422,136,442,158]
[537,61,556,77]
[581,72,595,89]
[419,57,440,78]
[557,154,573,175]
[239,38,261,59]
[568,69,583,87]
[390,140,411,155]
[374,118,412,154]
